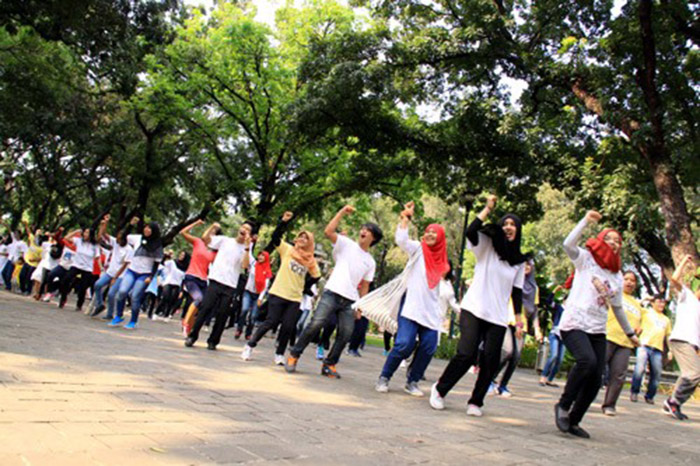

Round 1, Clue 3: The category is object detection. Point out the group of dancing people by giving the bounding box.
[1,196,698,439]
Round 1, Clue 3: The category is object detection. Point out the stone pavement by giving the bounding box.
[0,292,698,466]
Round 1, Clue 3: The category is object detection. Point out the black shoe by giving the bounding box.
[568,425,590,439]
[554,403,570,433]
[321,364,341,379]
[184,337,195,347]
[90,305,105,317]
[207,342,217,351]
[663,398,686,420]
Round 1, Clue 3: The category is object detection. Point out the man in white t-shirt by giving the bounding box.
[664,254,700,421]
[286,205,383,378]
[185,221,252,350]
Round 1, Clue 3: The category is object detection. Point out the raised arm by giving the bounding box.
[564,210,600,261]
[201,221,219,245]
[395,202,420,254]
[467,194,497,246]
[180,219,205,245]
[669,254,694,292]
[97,215,109,242]
[264,211,293,253]
[241,234,252,270]
[324,205,355,244]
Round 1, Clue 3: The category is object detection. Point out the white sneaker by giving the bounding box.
[466,404,483,417]
[399,360,408,369]
[404,381,424,397]
[41,293,52,302]
[375,376,390,393]
[241,345,253,361]
[274,354,285,366]
[430,383,445,410]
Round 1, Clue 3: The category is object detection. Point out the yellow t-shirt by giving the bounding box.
[23,233,43,267]
[606,293,643,348]
[268,242,320,303]
[640,310,671,351]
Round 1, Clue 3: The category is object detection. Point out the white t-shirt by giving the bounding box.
[439,279,460,317]
[8,239,27,262]
[559,248,623,334]
[162,259,186,287]
[59,246,74,269]
[324,235,376,301]
[395,226,443,332]
[207,235,247,288]
[0,244,9,271]
[244,250,261,293]
[460,233,526,327]
[127,234,159,275]
[105,238,133,277]
[670,287,700,348]
[71,238,99,272]
[301,283,318,311]
[37,242,58,271]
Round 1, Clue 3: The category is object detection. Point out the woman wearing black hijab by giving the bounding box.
[430,195,530,417]
[109,217,164,329]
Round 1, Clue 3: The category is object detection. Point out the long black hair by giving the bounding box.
[480,213,530,266]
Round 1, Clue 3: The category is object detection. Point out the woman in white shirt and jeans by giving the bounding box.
[554,210,639,438]
[374,201,450,396]
[430,195,529,417]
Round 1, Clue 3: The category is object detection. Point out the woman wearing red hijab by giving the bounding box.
[235,251,273,340]
[375,201,450,397]
[554,210,640,439]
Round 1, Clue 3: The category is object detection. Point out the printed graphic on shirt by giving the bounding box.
[289,259,308,277]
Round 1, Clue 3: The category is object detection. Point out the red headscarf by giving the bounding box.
[586,228,622,273]
[421,224,450,290]
[254,251,273,294]
[564,227,622,289]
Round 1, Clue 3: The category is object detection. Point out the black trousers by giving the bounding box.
[59,266,93,308]
[19,264,35,294]
[559,330,606,425]
[248,294,300,355]
[188,280,235,346]
[436,310,507,407]
[496,325,521,388]
[155,284,181,317]
[348,316,369,351]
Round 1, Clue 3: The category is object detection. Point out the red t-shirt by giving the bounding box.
[186,237,217,280]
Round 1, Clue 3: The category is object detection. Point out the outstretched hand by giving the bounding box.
[485,194,497,210]
[401,201,415,219]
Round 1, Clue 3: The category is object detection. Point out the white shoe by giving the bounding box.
[375,376,390,393]
[466,404,483,417]
[404,381,424,397]
[430,383,445,410]
[41,293,52,302]
[241,345,253,361]
[274,354,285,366]
[399,360,407,369]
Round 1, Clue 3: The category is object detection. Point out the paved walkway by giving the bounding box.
[0,291,698,465]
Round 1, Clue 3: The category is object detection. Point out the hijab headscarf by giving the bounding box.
[291,231,318,273]
[480,214,530,266]
[140,222,163,254]
[421,224,450,290]
[564,227,622,289]
[254,251,273,293]
[176,252,191,272]
[522,259,538,315]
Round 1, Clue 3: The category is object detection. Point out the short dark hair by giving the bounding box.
[362,222,383,247]
[243,219,258,234]
[652,293,666,302]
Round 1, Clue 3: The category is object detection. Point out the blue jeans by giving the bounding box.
[2,261,15,290]
[542,332,566,382]
[631,345,663,400]
[115,270,150,323]
[380,315,438,383]
[290,290,355,366]
[297,308,311,334]
[237,290,259,335]
[92,273,113,310]
[106,277,123,319]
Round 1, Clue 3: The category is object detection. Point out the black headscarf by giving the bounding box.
[176,252,191,272]
[480,213,530,266]
[141,222,162,253]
